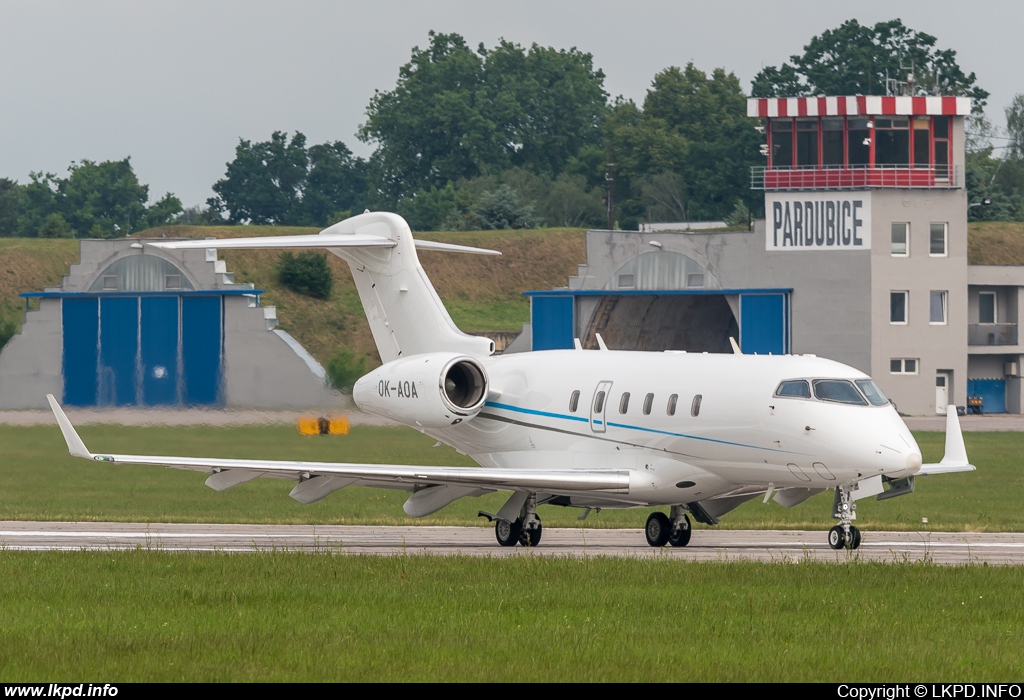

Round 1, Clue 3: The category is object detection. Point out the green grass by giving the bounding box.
[0,424,1017,531]
[1,552,1022,681]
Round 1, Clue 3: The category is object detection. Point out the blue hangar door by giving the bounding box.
[740,293,789,355]
[62,295,223,407]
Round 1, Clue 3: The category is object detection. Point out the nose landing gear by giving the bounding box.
[828,485,862,550]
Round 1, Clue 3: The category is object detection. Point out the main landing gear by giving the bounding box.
[645,506,691,547]
[828,485,862,550]
[489,492,543,547]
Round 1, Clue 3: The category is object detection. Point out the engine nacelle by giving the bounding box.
[352,352,489,428]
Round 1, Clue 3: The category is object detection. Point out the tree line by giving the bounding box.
[2,19,1022,239]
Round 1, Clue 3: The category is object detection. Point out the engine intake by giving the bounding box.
[353,352,490,428]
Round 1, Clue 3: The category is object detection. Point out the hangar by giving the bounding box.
[520,94,1024,416]
[0,239,337,410]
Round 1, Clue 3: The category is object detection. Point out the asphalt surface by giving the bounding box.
[2,522,1022,564]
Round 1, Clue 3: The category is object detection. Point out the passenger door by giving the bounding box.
[590,381,612,433]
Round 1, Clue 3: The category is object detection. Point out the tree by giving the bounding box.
[751,18,988,111]
[208,132,368,226]
[1008,94,1024,160]
[0,178,24,237]
[604,64,762,226]
[359,32,608,204]
[278,251,333,299]
[38,213,73,238]
[542,174,604,228]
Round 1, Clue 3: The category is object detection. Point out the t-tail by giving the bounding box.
[148,212,498,362]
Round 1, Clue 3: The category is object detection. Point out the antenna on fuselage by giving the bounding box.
[595,333,609,351]
[729,337,742,354]
[573,338,583,350]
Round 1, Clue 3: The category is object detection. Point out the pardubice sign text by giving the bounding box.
[766,192,872,251]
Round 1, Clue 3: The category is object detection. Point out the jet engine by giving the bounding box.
[352,352,489,428]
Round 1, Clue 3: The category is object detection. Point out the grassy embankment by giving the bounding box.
[0,424,1015,531]
[1,551,1022,681]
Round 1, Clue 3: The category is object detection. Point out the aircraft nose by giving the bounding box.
[906,451,922,473]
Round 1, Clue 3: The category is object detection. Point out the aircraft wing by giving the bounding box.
[47,396,628,506]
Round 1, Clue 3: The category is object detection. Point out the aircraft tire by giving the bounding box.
[668,514,692,547]
[496,518,522,547]
[828,525,846,550]
[847,526,862,550]
[645,512,671,547]
[519,522,543,547]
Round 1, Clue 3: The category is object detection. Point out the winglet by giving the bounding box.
[46,394,93,459]
[919,404,975,475]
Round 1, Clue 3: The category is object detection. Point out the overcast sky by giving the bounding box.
[1,0,1020,208]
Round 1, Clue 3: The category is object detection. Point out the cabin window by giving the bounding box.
[691,394,702,417]
[643,393,654,415]
[594,391,606,414]
[667,394,678,416]
[775,380,811,399]
[854,379,890,406]
[812,379,869,406]
[569,390,580,412]
[619,392,630,414]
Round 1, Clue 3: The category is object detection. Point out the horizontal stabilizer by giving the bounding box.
[147,233,396,251]
[919,405,976,475]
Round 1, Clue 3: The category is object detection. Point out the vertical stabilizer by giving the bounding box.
[320,213,493,363]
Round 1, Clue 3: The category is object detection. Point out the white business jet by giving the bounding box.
[48,212,975,550]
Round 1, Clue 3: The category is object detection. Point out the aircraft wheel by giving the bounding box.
[496,518,522,547]
[645,512,671,547]
[847,526,862,550]
[519,522,543,547]
[668,514,692,547]
[827,525,846,550]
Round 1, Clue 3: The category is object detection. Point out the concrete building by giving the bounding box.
[0,239,337,410]
[523,94,1024,415]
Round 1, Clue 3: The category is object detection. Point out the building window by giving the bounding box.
[686,273,705,288]
[890,291,908,324]
[102,275,118,291]
[821,118,845,166]
[874,117,910,166]
[796,119,818,166]
[891,223,909,256]
[979,292,997,324]
[930,223,947,256]
[165,274,182,290]
[847,118,870,166]
[771,119,793,167]
[890,358,919,375]
[618,274,635,289]
[930,291,948,324]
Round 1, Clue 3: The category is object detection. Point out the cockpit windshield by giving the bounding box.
[812,379,868,405]
[855,379,890,406]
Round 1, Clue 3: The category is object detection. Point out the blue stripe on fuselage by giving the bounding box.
[483,401,803,455]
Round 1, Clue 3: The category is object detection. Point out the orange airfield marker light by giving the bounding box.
[297,415,350,436]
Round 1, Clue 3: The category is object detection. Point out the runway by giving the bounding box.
[2,521,1023,564]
